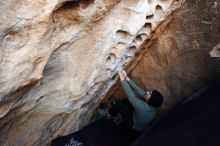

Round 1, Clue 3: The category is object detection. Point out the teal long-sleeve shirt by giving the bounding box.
[121,80,156,132]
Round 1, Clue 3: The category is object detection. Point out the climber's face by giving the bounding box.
[144,91,152,101]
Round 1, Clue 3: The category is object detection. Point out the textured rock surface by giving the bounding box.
[0,0,184,145]
[111,0,220,114]
[210,43,220,57]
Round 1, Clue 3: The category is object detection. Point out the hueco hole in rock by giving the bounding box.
[0,0,220,146]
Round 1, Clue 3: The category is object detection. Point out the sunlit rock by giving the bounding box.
[0,0,185,145]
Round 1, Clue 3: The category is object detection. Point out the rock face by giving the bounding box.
[112,0,220,113]
[0,0,184,145]
[210,43,220,57]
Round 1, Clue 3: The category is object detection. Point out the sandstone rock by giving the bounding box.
[111,0,220,115]
[0,0,184,145]
[210,43,220,57]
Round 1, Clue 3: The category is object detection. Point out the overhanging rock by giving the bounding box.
[0,0,184,145]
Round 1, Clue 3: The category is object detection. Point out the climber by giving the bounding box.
[116,69,164,133]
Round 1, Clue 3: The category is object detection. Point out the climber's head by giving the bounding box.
[144,90,163,107]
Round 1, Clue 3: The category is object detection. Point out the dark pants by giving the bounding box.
[108,99,141,138]
[51,99,141,146]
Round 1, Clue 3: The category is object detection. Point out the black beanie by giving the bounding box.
[147,90,163,107]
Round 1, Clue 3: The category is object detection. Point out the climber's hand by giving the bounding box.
[121,69,127,78]
[117,70,125,81]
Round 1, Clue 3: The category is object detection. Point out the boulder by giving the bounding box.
[0,0,184,145]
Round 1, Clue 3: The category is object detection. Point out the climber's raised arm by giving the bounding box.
[118,70,146,110]
[121,69,146,97]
